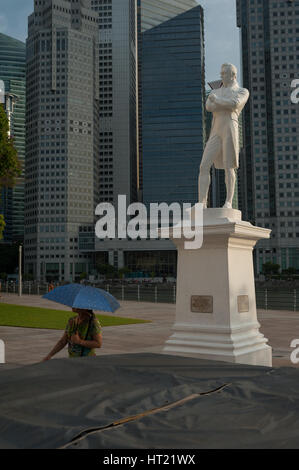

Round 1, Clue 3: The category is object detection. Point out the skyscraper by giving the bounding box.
[91,0,201,205]
[140,0,198,31]
[25,0,100,281]
[142,6,205,207]
[0,33,26,244]
[91,0,138,206]
[81,1,203,275]
[237,0,299,272]
[138,0,198,195]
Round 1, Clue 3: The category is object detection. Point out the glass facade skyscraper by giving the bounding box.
[141,0,198,32]
[0,33,26,244]
[237,0,299,272]
[142,6,205,206]
[138,0,198,194]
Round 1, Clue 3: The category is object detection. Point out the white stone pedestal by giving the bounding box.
[0,340,4,363]
[163,208,272,367]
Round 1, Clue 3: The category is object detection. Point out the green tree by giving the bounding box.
[118,267,131,279]
[0,104,22,239]
[282,267,297,276]
[106,265,117,279]
[262,262,280,276]
[96,263,117,280]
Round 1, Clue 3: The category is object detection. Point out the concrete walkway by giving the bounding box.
[0,293,298,367]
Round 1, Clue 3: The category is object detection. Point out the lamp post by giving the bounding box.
[18,244,22,297]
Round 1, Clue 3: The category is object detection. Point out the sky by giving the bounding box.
[197,0,241,83]
[0,0,241,84]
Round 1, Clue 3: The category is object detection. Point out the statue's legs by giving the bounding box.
[224,168,236,209]
[198,135,221,207]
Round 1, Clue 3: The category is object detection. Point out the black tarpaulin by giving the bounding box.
[0,353,298,449]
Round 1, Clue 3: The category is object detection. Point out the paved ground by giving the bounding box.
[0,293,298,367]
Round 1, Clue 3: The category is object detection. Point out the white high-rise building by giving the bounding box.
[91,0,138,206]
[25,0,100,281]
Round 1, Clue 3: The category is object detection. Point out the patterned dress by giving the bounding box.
[65,316,102,358]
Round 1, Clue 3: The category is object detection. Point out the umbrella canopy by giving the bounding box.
[43,283,120,312]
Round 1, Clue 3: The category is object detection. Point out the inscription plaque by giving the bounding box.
[191,295,213,313]
[238,295,249,313]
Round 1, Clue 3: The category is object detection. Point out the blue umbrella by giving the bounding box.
[43,283,120,312]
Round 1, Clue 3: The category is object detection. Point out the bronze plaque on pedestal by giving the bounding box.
[238,295,249,313]
[191,295,213,313]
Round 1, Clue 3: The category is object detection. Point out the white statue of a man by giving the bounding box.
[198,63,249,209]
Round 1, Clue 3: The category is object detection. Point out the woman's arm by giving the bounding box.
[42,331,68,361]
[70,332,103,349]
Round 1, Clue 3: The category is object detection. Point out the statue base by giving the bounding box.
[163,208,272,367]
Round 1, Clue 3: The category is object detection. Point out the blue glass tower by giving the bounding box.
[0,33,26,244]
[142,5,205,207]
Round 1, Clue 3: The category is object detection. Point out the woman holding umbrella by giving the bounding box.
[43,308,102,360]
[41,283,120,361]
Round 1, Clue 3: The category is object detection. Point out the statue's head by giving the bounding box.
[220,63,237,85]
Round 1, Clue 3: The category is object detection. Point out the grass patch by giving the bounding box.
[0,303,150,330]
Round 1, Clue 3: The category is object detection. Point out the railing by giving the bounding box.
[105,284,177,304]
[0,282,298,311]
[256,289,298,312]
[1,281,50,296]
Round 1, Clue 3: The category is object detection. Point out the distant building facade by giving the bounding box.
[25,0,100,281]
[142,6,206,207]
[140,0,198,32]
[0,33,26,244]
[83,1,202,276]
[138,0,198,195]
[91,0,138,206]
[237,0,299,272]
